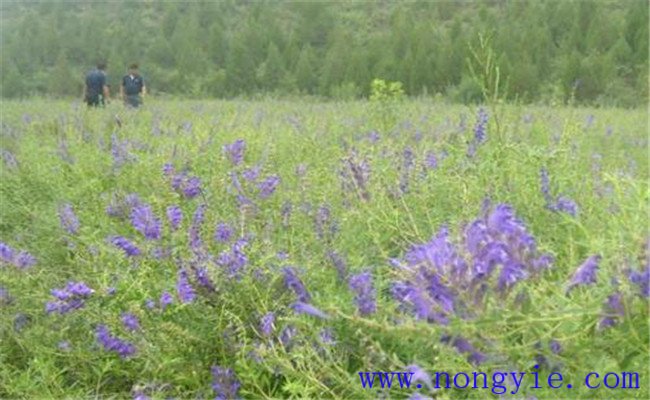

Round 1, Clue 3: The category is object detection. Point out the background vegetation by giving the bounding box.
[1,0,648,106]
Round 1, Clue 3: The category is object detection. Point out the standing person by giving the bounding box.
[84,61,110,107]
[120,63,146,108]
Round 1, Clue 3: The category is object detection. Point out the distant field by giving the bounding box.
[1,99,648,399]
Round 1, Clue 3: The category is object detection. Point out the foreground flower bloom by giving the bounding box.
[46,281,94,314]
[166,205,182,231]
[223,139,246,166]
[567,255,601,293]
[257,175,280,199]
[214,223,233,243]
[110,236,141,257]
[58,204,80,235]
[211,366,240,400]
[95,324,136,358]
[598,292,625,329]
[291,301,330,320]
[282,267,311,303]
[121,312,140,332]
[131,203,162,240]
[349,271,376,315]
[260,312,275,336]
[176,269,196,304]
[626,266,649,298]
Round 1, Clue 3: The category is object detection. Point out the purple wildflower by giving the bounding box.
[0,242,14,263]
[424,151,438,170]
[468,351,488,366]
[160,291,173,309]
[110,236,141,257]
[627,266,650,298]
[0,286,12,305]
[260,312,275,336]
[58,204,80,235]
[95,324,136,358]
[567,255,601,292]
[258,175,280,199]
[599,292,625,329]
[405,364,433,391]
[145,299,156,309]
[549,340,562,354]
[474,107,488,143]
[540,168,553,205]
[214,223,233,243]
[188,204,207,253]
[555,196,579,217]
[14,251,36,269]
[46,281,94,315]
[211,366,240,400]
[223,139,246,166]
[194,266,216,291]
[121,312,140,332]
[283,267,311,303]
[1,149,19,170]
[242,165,261,182]
[327,250,348,281]
[279,325,298,348]
[166,205,182,230]
[162,163,175,176]
[131,204,162,240]
[291,301,330,320]
[176,269,196,304]
[182,176,202,198]
[340,153,371,201]
[349,271,376,315]
[319,328,336,346]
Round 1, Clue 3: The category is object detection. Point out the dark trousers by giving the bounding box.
[125,94,142,108]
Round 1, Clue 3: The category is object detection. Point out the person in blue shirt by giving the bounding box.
[84,61,110,107]
[120,63,146,108]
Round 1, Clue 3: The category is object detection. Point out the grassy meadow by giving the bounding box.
[0,99,648,399]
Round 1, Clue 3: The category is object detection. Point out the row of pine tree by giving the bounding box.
[1,1,647,106]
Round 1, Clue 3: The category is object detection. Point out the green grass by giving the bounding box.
[0,99,648,399]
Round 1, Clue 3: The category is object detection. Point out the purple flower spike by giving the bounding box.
[223,139,246,166]
[349,271,376,316]
[95,324,136,358]
[567,255,601,293]
[58,204,80,235]
[291,301,330,320]
[46,281,94,314]
[131,204,162,240]
[555,196,579,217]
[110,236,141,257]
[121,312,140,332]
[166,205,182,230]
[182,176,202,198]
[214,223,233,243]
[258,175,280,199]
[0,242,14,263]
[598,292,625,330]
[627,266,650,298]
[282,267,311,303]
[160,291,173,309]
[405,364,433,391]
[260,312,275,336]
[176,269,196,304]
[15,251,37,269]
[211,366,241,400]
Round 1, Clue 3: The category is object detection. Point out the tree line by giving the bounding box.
[1,0,647,106]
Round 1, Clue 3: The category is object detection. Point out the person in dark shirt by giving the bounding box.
[120,63,146,108]
[84,61,110,107]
